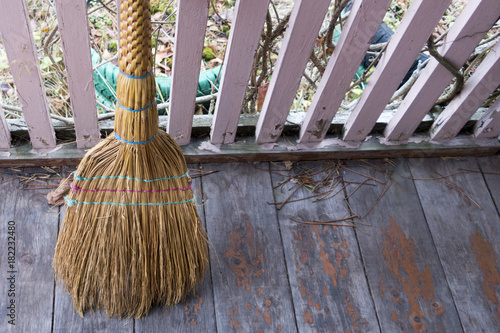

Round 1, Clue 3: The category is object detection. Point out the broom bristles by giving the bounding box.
[53,0,208,319]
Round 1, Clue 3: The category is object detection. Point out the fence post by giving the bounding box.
[0,108,10,149]
[168,0,209,145]
[210,0,270,144]
[54,0,101,148]
[0,0,57,149]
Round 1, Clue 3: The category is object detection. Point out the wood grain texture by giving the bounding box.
[135,165,216,332]
[255,0,331,144]
[54,0,100,149]
[299,0,392,143]
[476,155,500,215]
[270,161,379,332]
[385,0,500,141]
[0,0,56,148]
[202,163,297,332]
[210,0,270,144]
[0,168,59,332]
[342,0,453,142]
[410,157,500,332]
[344,159,463,332]
[0,107,11,148]
[168,0,209,145]
[1,136,499,167]
[431,41,500,140]
[475,97,500,138]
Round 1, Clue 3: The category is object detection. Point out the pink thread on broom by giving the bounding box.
[70,183,193,193]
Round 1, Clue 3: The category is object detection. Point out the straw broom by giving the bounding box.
[53,0,208,318]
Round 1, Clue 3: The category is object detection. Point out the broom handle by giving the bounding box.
[113,0,159,144]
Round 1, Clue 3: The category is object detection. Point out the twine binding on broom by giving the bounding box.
[53,0,208,319]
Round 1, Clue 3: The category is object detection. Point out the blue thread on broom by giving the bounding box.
[74,170,189,182]
[114,132,157,144]
[119,68,153,79]
[117,100,154,112]
[65,197,194,207]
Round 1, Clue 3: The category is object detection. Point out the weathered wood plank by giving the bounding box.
[255,0,331,144]
[431,41,500,140]
[476,155,500,214]
[385,0,500,141]
[210,0,270,144]
[0,135,499,167]
[410,157,500,331]
[342,0,453,142]
[0,168,59,332]
[52,166,134,332]
[202,163,297,332]
[0,108,11,148]
[474,98,500,138]
[270,161,379,332]
[54,0,100,149]
[168,0,209,145]
[344,159,463,332]
[299,0,392,143]
[135,165,216,332]
[0,0,57,149]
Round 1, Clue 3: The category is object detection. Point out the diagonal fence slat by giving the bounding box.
[341,0,452,142]
[0,0,57,149]
[298,0,392,143]
[210,0,270,144]
[168,0,209,145]
[384,0,500,141]
[54,0,100,149]
[430,41,500,140]
[0,108,11,149]
[474,97,500,139]
[255,0,332,144]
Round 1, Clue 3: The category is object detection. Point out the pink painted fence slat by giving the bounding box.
[54,0,100,149]
[384,0,500,141]
[255,0,332,144]
[0,0,56,149]
[210,0,270,144]
[430,41,500,140]
[474,97,500,138]
[298,0,391,143]
[341,0,452,142]
[168,0,209,145]
[0,109,11,149]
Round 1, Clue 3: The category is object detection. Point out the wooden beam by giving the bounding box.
[430,41,500,139]
[54,0,101,149]
[1,135,498,167]
[0,0,57,149]
[210,0,270,144]
[168,0,209,145]
[299,0,391,143]
[255,0,332,143]
[341,0,452,142]
[385,0,500,141]
[474,97,500,138]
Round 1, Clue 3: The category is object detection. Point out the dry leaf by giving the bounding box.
[257,82,270,110]
[47,176,72,206]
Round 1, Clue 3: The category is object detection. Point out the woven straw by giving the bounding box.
[53,0,208,319]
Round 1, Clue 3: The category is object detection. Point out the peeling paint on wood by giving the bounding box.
[410,157,500,331]
[345,159,463,332]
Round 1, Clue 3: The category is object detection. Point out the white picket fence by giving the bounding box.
[0,0,499,152]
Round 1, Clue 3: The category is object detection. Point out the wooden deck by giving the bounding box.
[1,155,499,332]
